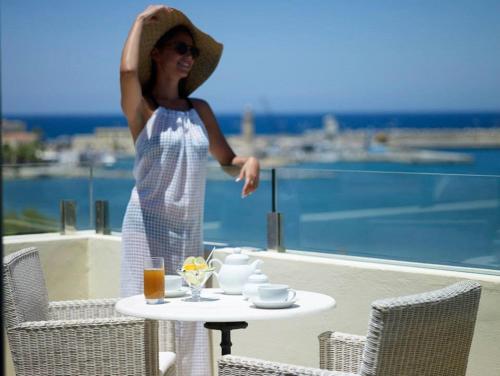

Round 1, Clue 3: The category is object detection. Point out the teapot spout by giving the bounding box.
[250,259,263,271]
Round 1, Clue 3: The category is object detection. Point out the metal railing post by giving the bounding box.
[89,163,94,228]
[60,200,77,234]
[267,168,285,252]
[95,200,110,234]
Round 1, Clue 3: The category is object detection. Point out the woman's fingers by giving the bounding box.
[252,175,259,189]
[241,183,249,198]
[235,168,244,183]
[242,181,251,198]
[241,175,258,198]
[140,5,170,22]
[236,158,260,198]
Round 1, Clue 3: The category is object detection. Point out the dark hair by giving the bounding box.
[143,25,195,100]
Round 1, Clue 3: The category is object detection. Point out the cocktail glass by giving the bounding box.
[177,267,216,302]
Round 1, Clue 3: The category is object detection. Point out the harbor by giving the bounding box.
[4,112,500,179]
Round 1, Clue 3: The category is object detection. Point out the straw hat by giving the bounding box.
[138,8,223,96]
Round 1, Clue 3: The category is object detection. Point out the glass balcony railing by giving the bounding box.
[3,161,500,272]
[3,162,93,234]
[204,166,271,249]
[277,168,500,271]
[91,164,134,232]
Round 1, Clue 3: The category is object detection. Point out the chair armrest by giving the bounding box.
[218,355,357,376]
[319,331,366,374]
[49,299,175,353]
[48,298,121,320]
[8,317,159,376]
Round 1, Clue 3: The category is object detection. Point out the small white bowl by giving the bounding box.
[165,275,182,291]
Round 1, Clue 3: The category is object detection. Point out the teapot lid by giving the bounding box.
[225,248,249,265]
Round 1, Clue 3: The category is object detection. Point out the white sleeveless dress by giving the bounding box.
[121,106,211,376]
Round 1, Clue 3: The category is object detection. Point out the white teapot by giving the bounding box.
[209,248,262,294]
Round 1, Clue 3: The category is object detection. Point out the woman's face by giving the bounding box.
[152,31,196,81]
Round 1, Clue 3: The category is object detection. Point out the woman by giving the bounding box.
[119,5,260,376]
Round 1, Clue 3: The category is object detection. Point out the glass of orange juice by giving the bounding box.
[144,257,165,304]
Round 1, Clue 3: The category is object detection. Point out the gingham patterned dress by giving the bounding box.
[121,105,211,376]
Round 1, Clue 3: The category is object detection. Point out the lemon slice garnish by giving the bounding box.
[194,256,208,271]
[183,256,196,267]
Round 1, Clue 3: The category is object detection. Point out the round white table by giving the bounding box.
[115,288,336,355]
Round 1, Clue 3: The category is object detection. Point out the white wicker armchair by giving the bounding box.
[3,247,176,376]
[218,280,481,376]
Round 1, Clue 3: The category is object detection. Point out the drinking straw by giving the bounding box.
[206,246,216,263]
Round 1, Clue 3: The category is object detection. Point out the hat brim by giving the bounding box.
[138,8,223,96]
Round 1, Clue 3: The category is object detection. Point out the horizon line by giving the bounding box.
[3,109,500,118]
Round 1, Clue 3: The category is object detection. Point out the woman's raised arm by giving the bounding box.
[120,5,170,140]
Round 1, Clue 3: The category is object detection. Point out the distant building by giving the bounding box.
[72,127,134,155]
[2,119,27,133]
[2,119,39,148]
[322,114,339,140]
[3,132,39,148]
[241,106,255,155]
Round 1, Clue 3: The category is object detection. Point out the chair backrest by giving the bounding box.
[3,247,50,329]
[360,280,481,376]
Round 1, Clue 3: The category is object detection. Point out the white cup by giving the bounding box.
[165,275,183,291]
[258,284,296,302]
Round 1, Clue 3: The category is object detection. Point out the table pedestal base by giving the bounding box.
[204,322,248,355]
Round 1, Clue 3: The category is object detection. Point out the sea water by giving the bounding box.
[3,113,500,271]
[4,112,500,139]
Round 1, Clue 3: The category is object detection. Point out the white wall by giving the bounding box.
[3,234,500,375]
[87,235,122,298]
[4,232,90,300]
[210,249,500,375]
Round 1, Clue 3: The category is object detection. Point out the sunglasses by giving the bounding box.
[169,42,200,58]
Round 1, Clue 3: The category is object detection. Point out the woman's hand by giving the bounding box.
[236,157,260,198]
[137,4,172,24]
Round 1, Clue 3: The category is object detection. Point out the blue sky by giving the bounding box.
[2,0,500,115]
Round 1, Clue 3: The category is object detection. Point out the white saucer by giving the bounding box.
[165,287,190,298]
[251,298,297,309]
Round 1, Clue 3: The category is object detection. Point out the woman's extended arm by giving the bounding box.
[193,99,260,198]
[120,5,170,141]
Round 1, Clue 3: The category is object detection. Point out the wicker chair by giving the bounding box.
[218,280,481,376]
[3,247,176,376]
